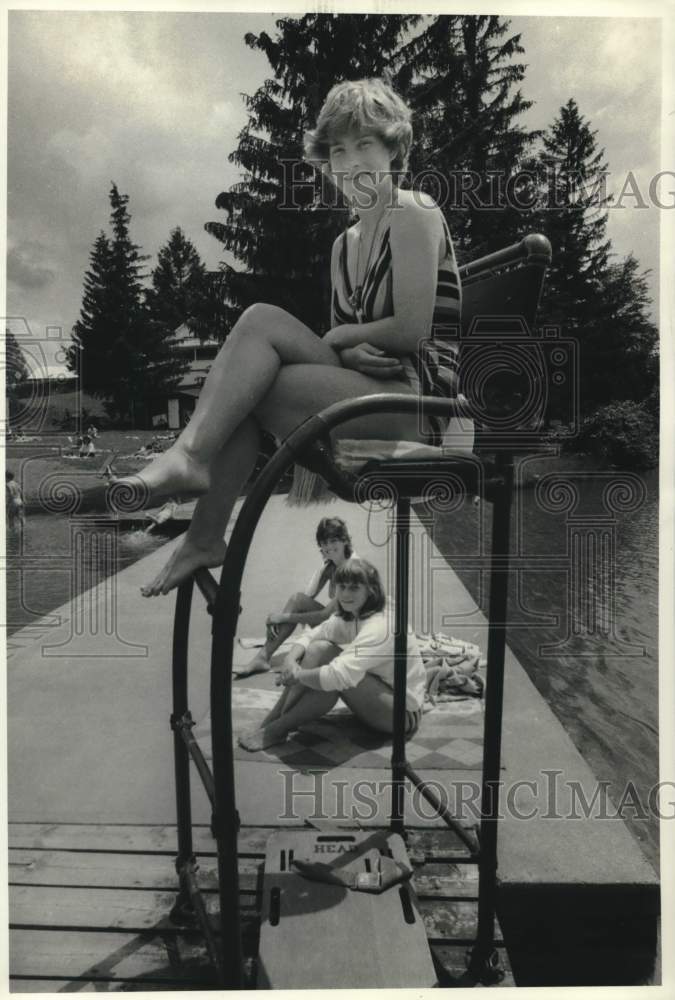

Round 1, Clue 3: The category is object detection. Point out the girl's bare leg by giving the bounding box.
[113,304,340,510]
[239,640,341,751]
[339,673,399,734]
[237,592,324,677]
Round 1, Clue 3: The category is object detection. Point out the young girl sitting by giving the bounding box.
[106,76,461,598]
[238,557,426,752]
[237,516,355,678]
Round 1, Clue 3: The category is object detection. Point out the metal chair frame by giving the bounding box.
[168,234,552,987]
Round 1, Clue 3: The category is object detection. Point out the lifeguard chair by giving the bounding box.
[168,233,553,987]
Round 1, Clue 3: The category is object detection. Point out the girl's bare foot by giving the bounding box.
[141,536,227,597]
[233,653,272,680]
[237,723,288,751]
[108,446,211,514]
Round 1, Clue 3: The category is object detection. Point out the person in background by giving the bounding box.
[6,470,25,531]
[236,517,354,678]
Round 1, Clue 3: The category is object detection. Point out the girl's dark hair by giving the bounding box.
[316,517,353,558]
[334,557,386,619]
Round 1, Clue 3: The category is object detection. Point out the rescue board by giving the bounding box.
[256,828,437,989]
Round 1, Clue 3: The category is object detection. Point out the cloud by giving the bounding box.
[7,244,57,289]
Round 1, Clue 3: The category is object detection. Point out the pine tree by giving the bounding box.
[531,100,614,419]
[204,13,419,336]
[584,254,658,407]
[396,15,540,261]
[66,232,116,396]
[535,99,611,334]
[147,227,209,335]
[531,100,658,420]
[5,327,31,397]
[68,185,186,427]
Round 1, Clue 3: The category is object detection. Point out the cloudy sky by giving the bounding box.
[5,8,667,375]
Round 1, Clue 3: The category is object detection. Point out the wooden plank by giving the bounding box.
[419,900,503,944]
[407,828,474,861]
[9,978,201,992]
[8,823,272,856]
[9,885,259,932]
[9,929,217,983]
[9,848,261,892]
[413,875,478,899]
[9,822,476,859]
[257,829,437,990]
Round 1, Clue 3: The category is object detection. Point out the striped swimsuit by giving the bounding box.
[332,209,462,443]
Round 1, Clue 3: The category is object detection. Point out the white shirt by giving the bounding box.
[294,610,426,711]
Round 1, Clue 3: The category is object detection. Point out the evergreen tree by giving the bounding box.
[147,227,209,335]
[583,254,658,407]
[5,327,31,398]
[68,185,186,426]
[396,15,540,260]
[534,99,611,335]
[532,100,658,420]
[204,14,419,335]
[65,232,115,397]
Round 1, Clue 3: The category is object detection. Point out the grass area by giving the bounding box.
[6,429,172,508]
[6,428,290,510]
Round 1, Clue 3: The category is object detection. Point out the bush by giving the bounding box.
[572,400,658,469]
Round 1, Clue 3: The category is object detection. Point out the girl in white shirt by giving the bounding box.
[238,558,426,751]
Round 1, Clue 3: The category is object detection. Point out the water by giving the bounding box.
[428,467,659,871]
[6,470,659,869]
[5,514,171,635]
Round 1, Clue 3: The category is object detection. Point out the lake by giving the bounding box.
[430,464,659,871]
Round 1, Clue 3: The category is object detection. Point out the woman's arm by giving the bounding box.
[285,596,337,627]
[313,614,390,692]
[295,666,326,690]
[325,197,444,355]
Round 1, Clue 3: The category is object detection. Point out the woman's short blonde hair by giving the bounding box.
[304,77,413,176]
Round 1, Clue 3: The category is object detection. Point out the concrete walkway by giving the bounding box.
[7,494,657,901]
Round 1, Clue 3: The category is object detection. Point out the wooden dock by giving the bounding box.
[9,822,513,990]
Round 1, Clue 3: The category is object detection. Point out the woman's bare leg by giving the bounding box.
[141,416,260,596]
[238,640,341,751]
[339,673,399,734]
[255,363,427,445]
[236,592,324,677]
[142,353,426,594]
[113,304,340,510]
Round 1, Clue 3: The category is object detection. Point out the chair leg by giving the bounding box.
[467,458,514,983]
[391,495,411,836]
[172,580,195,905]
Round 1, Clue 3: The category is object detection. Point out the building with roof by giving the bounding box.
[157,323,220,429]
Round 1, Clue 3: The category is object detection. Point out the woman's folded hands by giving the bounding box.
[339,343,404,378]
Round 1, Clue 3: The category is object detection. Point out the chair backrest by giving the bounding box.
[456,234,554,450]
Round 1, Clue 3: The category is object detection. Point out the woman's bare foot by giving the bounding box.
[141,535,227,597]
[233,653,272,680]
[237,722,288,751]
[108,445,211,514]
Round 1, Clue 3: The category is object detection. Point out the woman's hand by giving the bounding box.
[266,612,289,627]
[278,658,302,687]
[340,343,404,378]
[322,326,350,350]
